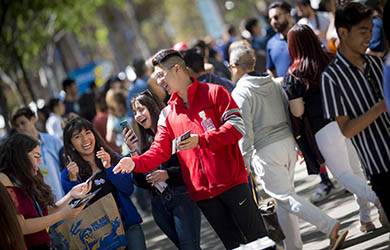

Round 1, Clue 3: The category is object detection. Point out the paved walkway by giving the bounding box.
[140,162,389,250]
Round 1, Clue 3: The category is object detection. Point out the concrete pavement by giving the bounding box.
[140,162,389,250]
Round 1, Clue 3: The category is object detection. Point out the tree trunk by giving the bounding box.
[0,82,11,132]
[18,57,37,102]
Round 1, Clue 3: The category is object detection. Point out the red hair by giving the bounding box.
[287,24,332,87]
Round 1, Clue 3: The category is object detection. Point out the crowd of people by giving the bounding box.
[1,0,390,250]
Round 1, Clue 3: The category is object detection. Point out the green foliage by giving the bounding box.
[0,0,117,71]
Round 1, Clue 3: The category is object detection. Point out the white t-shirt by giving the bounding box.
[45,113,63,139]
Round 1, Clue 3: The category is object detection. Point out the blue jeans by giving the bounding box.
[125,223,146,250]
[151,185,201,250]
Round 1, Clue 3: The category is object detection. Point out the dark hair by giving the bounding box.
[295,0,311,7]
[245,18,258,34]
[130,91,165,153]
[227,24,237,36]
[0,182,26,250]
[151,49,183,67]
[11,107,35,127]
[63,117,120,180]
[287,24,332,87]
[182,47,205,74]
[48,98,62,113]
[383,0,390,43]
[133,58,147,78]
[0,133,56,207]
[335,2,373,35]
[192,39,206,52]
[62,78,75,92]
[103,76,122,95]
[268,1,292,13]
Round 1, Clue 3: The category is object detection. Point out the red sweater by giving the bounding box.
[132,78,248,201]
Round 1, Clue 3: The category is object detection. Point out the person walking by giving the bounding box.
[113,49,270,250]
[229,45,348,250]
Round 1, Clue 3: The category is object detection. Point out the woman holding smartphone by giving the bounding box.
[124,91,201,250]
[0,133,90,250]
[61,117,146,250]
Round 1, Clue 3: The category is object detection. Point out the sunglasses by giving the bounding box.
[365,67,383,102]
[268,12,287,22]
[228,63,238,69]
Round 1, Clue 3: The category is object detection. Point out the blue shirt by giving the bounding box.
[39,132,65,201]
[61,164,142,228]
[384,55,390,115]
[197,73,235,93]
[369,18,386,53]
[126,77,149,117]
[266,33,291,77]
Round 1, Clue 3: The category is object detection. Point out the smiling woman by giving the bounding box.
[0,133,91,249]
[61,117,147,250]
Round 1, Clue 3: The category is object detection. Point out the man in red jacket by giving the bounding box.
[113,49,269,249]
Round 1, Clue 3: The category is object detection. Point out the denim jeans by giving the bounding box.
[151,185,201,250]
[125,223,146,250]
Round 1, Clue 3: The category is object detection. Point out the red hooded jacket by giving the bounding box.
[132,78,248,201]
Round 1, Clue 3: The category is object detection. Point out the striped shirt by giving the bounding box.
[321,52,390,176]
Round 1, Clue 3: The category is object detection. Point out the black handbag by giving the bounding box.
[249,172,286,243]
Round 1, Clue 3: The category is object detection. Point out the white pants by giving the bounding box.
[315,121,377,223]
[252,137,337,250]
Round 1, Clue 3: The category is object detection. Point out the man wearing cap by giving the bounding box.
[113,49,270,249]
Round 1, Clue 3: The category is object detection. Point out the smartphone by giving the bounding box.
[120,120,137,142]
[180,130,191,141]
[71,188,102,208]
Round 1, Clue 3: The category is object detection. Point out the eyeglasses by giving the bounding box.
[155,65,176,85]
[228,63,238,69]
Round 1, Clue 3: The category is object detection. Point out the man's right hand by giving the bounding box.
[67,162,79,181]
[113,157,135,174]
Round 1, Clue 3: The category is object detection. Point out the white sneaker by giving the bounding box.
[310,183,333,203]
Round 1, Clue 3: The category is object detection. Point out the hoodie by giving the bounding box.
[232,72,292,166]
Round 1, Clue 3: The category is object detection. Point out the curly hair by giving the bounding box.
[0,133,56,208]
[63,117,120,180]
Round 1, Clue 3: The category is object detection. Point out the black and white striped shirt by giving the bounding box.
[321,52,390,176]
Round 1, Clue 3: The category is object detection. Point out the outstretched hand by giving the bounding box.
[113,157,135,174]
[69,181,92,199]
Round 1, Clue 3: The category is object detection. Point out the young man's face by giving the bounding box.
[154,64,181,95]
[340,18,373,55]
[67,82,78,96]
[13,115,37,136]
[295,4,310,18]
[269,7,290,34]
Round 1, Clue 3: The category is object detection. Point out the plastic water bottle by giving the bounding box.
[199,111,216,131]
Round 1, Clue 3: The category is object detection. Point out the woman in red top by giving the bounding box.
[0,133,91,250]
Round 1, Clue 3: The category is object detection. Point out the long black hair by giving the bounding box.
[0,133,56,207]
[0,182,26,250]
[63,117,120,180]
[130,91,165,153]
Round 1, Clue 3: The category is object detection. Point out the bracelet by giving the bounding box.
[130,151,136,154]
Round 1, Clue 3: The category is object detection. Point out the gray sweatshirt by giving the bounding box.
[232,73,293,166]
